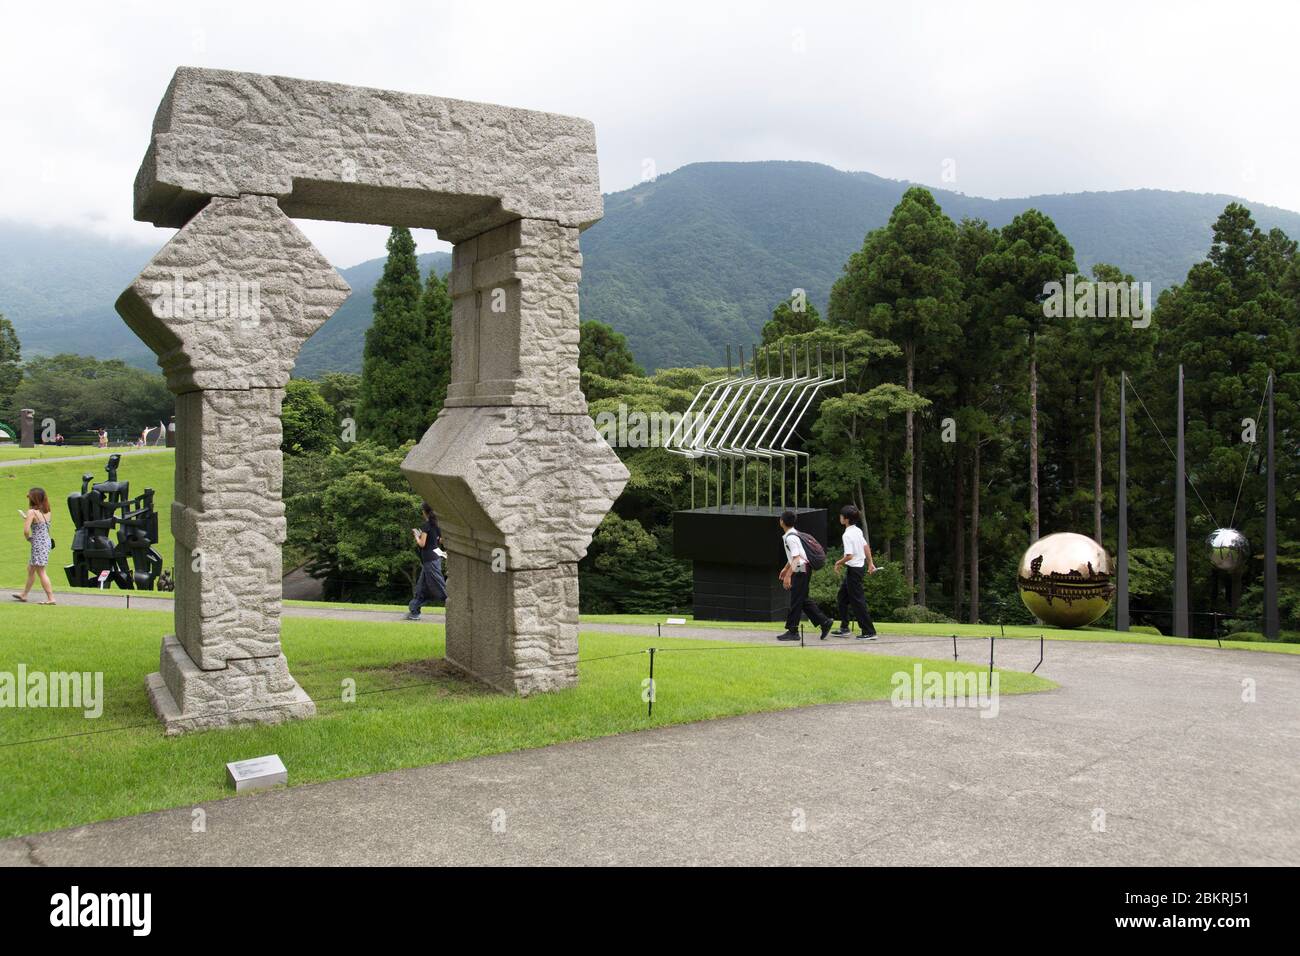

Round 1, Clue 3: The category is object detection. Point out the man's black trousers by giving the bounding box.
[837,565,877,635]
[786,570,830,631]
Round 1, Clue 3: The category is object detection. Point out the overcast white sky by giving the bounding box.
[1,0,1295,267]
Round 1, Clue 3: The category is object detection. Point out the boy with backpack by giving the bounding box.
[778,510,832,641]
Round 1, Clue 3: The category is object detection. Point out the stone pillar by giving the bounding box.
[402,218,628,694]
[116,194,351,733]
[19,409,34,448]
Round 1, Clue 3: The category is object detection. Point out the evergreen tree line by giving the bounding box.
[291,213,1296,636]
[584,193,1298,636]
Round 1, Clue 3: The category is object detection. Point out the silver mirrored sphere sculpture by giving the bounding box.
[1017,532,1116,628]
[1206,528,1250,574]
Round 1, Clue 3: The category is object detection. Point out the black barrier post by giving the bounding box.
[989,635,994,680]
[952,634,958,661]
[657,622,661,638]
[1032,634,1043,674]
[647,647,656,718]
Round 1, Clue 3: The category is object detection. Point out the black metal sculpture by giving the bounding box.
[64,454,163,590]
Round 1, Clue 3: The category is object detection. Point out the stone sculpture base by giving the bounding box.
[674,506,829,621]
[442,555,580,695]
[145,634,315,735]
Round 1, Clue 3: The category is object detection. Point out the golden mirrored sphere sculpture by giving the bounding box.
[1017,532,1115,628]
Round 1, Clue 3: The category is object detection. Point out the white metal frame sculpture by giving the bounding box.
[665,343,845,510]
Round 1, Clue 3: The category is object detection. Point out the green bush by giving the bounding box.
[808,552,911,616]
[282,378,337,455]
[1129,625,1163,636]
[1229,631,1266,643]
[889,604,956,624]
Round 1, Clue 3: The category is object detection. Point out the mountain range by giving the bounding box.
[4,161,1300,375]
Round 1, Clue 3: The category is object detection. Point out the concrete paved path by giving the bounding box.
[5,633,1297,866]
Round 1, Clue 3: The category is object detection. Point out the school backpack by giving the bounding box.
[790,530,827,570]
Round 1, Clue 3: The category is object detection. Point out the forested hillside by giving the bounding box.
[6,162,1300,375]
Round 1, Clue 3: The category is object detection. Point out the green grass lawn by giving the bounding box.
[0,603,1053,838]
[2,450,175,589]
[0,447,126,463]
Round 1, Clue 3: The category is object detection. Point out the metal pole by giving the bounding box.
[1174,365,1189,637]
[1265,371,1279,640]
[1117,372,1129,631]
[647,647,656,717]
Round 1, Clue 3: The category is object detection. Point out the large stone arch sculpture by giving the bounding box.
[117,67,628,732]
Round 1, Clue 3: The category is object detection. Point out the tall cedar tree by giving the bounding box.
[762,295,823,345]
[828,187,963,602]
[1140,204,1297,614]
[0,312,21,415]
[358,228,427,446]
[977,209,1076,544]
[951,218,1000,621]
[420,266,453,425]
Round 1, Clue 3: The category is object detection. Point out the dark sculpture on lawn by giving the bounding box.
[64,454,163,590]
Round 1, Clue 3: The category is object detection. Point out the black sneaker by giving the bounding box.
[777,631,801,641]
[856,631,878,641]
[820,621,833,641]
[831,627,853,637]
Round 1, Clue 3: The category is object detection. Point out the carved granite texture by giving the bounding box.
[116,193,349,733]
[120,68,616,722]
[404,405,626,569]
[147,637,313,736]
[116,194,352,393]
[170,388,287,668]
[134,67,602,243]
[444,219,585,414]
[403,216,628,694]
[442,557,580,695]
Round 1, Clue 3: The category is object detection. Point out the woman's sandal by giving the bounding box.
[11,594,27,602]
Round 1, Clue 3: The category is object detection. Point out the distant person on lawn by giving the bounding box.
[406,503,447,620]
[13,487,56,605]
[831,504,878,639]
[778,509,831,641]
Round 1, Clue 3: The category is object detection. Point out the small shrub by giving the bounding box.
[1129,625,1163,636]
[889,605,956,625]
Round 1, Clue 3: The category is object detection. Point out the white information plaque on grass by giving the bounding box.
[226,754,288,792]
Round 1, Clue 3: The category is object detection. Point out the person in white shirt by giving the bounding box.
[832,504,878,639]
[778,509,832,641]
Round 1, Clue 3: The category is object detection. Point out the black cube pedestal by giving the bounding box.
[673,506,828,622]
